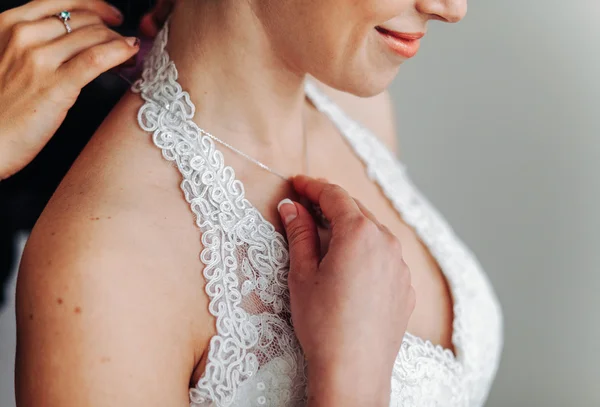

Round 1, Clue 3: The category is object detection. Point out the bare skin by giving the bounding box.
[140,0,454,354]
[16,0,463,405]
[16,83,453,407]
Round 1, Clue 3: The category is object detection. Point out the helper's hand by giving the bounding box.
[0,0,139,179]
[138,0,174,38]
[278,175,416,407]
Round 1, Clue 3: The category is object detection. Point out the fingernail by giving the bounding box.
[110,5,124,20]
[126,37,140,48]
[277,198,298,226]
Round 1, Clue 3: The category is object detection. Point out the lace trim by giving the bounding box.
[304,82,504,405]
[304,81,463,362]
[131,19,304,407]
[131,16,503,407]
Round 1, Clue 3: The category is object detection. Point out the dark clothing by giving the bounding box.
[0,0,154,306]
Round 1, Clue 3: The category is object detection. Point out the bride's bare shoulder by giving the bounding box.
[24,90,198,273]
[17,90,211,403]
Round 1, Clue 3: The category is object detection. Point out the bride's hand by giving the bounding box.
[278,175,416,407]
[0,0,139,180]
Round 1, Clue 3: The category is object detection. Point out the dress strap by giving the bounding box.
[131,17,305,407]
[303,79,407,182]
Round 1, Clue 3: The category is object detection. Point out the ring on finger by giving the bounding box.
[54,10,72,34]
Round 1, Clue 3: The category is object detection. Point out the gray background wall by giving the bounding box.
[1,0,599,405]
[388,0,600,405]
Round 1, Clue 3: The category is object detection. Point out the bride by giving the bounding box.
[16,0,502,406]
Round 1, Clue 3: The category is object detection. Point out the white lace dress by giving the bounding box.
[131,19,503,407]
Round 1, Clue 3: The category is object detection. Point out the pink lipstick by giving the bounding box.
[375,26,424,59]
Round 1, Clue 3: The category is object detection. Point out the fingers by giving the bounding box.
[138,15,159,38]
[139,0,174,38]
[2,0,123,27]
[152,0,176,25]
[1,3,124,57]
[292,175,362,226]
[3,11,101,53]
[277,198,320,279]
[354,198,383,228]
[58,35,139,90]
[48,22,133,66]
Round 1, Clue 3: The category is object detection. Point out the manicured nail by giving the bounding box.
[126,37,140,48]
[277,198,298,226]
[109,5,124,20]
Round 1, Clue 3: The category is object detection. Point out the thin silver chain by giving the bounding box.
[199,127,308,181]
[115,71,327,227]
[116,71,309,179]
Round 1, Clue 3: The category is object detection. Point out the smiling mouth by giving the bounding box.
[374,26,424,59]
[375,26,425,40]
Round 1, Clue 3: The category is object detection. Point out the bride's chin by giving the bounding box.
[317,71,398,98]
[307,56,401,98]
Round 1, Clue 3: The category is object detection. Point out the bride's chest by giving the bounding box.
[185,116,502,407]
[239,125,457,353]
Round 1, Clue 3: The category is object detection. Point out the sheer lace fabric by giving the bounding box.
[131,18,503,407]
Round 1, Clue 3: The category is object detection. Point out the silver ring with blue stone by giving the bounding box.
[54,10,72,34]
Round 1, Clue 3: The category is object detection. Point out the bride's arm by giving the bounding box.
[13,85,215,406]
[15,227,195,407]
[14,230,200,407]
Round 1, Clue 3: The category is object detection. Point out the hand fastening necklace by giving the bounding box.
[201,122,309,182]
[114,72,328,228]
[198,118,330,230]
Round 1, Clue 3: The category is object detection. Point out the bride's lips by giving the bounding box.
[375,26,424,59]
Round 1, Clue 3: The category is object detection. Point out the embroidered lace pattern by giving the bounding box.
[131,19,503,407]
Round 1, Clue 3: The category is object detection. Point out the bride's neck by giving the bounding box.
[165,0,309,147]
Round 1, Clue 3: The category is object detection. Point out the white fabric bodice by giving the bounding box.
[131,19,503,407]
